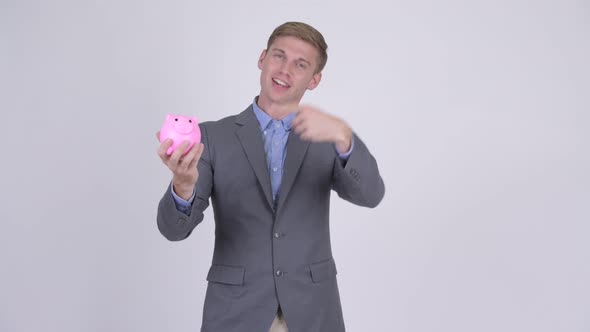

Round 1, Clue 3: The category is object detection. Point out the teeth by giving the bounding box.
[273,78,288,87]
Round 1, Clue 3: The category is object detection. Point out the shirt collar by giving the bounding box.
[252,96,296,131]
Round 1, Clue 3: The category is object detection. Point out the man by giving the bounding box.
[156,22,385,332]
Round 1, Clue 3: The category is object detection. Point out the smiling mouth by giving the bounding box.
[272,78,290,88]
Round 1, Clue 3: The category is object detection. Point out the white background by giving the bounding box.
[1,0,589,331]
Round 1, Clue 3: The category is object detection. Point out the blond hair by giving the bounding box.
[266,22,328,73]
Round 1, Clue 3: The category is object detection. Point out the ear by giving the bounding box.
[166,114,173,121]
[191,116,199,123]
[306,72,322,90]
[258,50,267,70]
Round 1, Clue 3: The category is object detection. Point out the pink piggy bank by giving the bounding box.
[159,114,201,155]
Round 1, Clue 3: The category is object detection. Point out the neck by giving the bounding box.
[256,95,299,120]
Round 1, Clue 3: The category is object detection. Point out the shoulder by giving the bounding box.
[199,105,254,133]
[199,114,238,133]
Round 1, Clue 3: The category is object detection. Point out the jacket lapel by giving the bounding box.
[276,131,310,212]
[235,107,274,210]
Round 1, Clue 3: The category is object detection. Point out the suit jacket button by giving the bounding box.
[274,232,282,238]
[276,270,283,277]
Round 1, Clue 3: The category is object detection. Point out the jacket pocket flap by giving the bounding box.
[206,264,245,286]
[309,258,337,283]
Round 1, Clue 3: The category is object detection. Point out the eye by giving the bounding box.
[188,120,192,123]
[174,118,178,121]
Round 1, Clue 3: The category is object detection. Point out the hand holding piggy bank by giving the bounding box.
[159,114,201,155]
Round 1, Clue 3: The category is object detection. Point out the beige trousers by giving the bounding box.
[268,310,288,332]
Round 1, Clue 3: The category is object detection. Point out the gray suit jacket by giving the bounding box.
[157,105,385,332]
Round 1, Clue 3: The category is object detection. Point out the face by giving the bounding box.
[166,114,198,134]
[258,36,322,107]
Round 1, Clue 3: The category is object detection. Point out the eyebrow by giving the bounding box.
[270,47,312,66]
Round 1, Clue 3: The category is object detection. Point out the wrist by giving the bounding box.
[172,179,194,200]
[334,125,352,154]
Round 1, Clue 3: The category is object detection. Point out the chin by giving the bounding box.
[261,90,285,103]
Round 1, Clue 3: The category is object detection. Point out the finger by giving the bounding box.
[292,112,307,130]
[293,120,307,135]
[292,115,302,129]
[188,143,204,169]
[169,141,190,165]
[302,130,318,142]
[179,142,201,171]
[157,139,173,160]
[194,143,205,161]
[187,156,198,170]
[177,142,198,171]
[296,125,309,139]
[184,141,200,161]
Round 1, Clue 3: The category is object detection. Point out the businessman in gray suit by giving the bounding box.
[156,22,385,332]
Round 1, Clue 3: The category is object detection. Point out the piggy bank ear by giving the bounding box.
[191,116,199,123]
[166,114,173,121]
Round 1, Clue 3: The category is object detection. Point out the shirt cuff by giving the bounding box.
[336,135,354,161]
[171,182,195,214]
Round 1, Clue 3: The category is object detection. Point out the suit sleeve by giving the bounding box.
[156,123,214,241]
[331,133,385,208]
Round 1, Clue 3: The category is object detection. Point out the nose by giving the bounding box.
[278,61,291,76]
